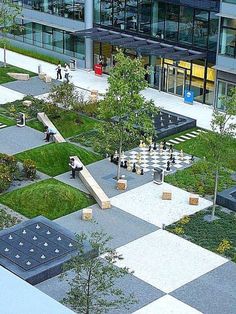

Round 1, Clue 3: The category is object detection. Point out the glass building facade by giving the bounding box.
[93,0,220,105]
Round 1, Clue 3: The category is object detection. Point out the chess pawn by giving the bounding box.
[136,165,141,175]
[127,160,132,171]
[124,160,127,169]
[142,142,146,148]
[163,140,167,150]
[172,157,176,164]
[148,145,152,152]
[169,144,173,154]
[120,161,124,168]
[140,168,144,175]
[169,153,173,160]
[159,147,163,155]
[110,154,114,162]
[166,161,171,172]
[190,155,194,162]
[160,142,163,150]
[153,142,157,150]
[180,149,184,161]
[132,163,136,173]
[114,150,118,158]
[139,140,143,148]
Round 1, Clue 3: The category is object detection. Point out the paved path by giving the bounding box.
[2,49,236,131]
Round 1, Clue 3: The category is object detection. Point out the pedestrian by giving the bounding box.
[64,63,70,83]
[56,62,62,80]
[69,158,83,179]
[43,126,57,142]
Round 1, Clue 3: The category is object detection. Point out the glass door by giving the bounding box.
[165,65,187,97]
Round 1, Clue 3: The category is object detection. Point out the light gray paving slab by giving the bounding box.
[0,125,49,155]
[171,262,236,314]
[2,76,61,96]
[55,204,158,250]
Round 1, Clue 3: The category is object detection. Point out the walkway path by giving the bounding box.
[2,49,236,131]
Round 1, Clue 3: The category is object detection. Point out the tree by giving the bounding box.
[0,0,23,67]
[61,230,136,314]
[48,82,80,110]
[98,51,158,179]
[203,87,236,220]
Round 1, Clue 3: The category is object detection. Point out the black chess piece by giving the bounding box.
[172,157,176,164]
[169,144,173,154]
[140,168,144,175]
[169,153,173,160]
[163,139,166,150]
[166,161,171,171]
[191,155,194,162]
[120,161,124,168]
[124,161,127,169]
[153,142,157,150]
[148,145,151,152]
[110,154,114,162]
[114,157,119,165]
[132,163,136,173]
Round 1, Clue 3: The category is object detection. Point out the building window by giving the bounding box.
[216,80,236,110]
[220,18,236,58]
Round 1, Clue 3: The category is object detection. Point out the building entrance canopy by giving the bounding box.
[73,27,206,61]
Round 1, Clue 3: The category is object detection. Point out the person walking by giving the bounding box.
[56,62,62,80]
[64,63,70,83]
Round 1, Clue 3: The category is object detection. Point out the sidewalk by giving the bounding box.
[1,48,236,131]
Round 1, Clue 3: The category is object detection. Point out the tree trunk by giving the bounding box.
[212,165,219,220]
[3,43,7,67]
[116,140,122,181]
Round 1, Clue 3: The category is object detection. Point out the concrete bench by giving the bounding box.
[71,155,111,210]
[7,72,30,81]
[37,112,66,143]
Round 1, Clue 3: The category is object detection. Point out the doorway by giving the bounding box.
[164,64,187,97]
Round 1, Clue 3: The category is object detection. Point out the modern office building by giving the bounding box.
[214,0,236,110]
[7,0,222,106]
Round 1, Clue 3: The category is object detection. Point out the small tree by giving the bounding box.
[61,230,136,314]
[98,51,158,179]
[203,87,236,220]
[0,0,23,67]
[49,82,80,110]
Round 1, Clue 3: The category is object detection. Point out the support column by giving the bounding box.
[85,0,93,70]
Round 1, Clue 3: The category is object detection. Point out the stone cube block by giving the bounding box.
[162,191,172,200]
[82,208,93,220]
[117,179,127,190]
[189,195,199,205]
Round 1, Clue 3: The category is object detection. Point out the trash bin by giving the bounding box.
[38,64,42,74]
[70,59,76,71]
[153,167,164,184]
[94,64,102,76]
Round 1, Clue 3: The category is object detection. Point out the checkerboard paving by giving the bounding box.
[115,230,227,294]
[133,295,202,314]
[119,145,193,175]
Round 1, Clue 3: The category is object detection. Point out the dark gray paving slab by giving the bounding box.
[37,262,165,314]
[0,125,48,154]
[55,171,90,194]
[87,159,153,198]
[171,261,236,314]
[55,204,158,250]
[2,76,61,96]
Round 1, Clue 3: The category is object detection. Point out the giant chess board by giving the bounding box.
[0,216,95,284]
[120,144,194,174]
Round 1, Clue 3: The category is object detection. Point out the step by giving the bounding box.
[186,133,197,138]
[168,139,180,144]
[179,135,191,140]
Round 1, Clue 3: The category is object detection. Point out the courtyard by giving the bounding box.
[0,50,236,314]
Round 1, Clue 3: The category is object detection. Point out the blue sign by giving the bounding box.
[184,90,194,104]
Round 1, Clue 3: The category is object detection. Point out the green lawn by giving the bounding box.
[0,115,15,126]
[165,160,235,196]
[167,130,236,171]
[0,179,95,220]
[27,119,45,132]
[167,208,236,263]
[70,129,100,147]
[0,65,36,84]
[51,112,101,138]
[15,142,102,176]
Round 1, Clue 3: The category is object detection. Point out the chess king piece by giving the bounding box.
[127,160,132,171]
[166,161,171,171]
[139,140,143,148]
[172,157,176,164]
[180,149,184,161]
[169,144,173,154]
[153,142,157,150]
[163,139,167,150]
[132,163,136,173]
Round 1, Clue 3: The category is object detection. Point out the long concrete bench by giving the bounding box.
[37,112,66,143]
[7,72,30,81]
[71,155,111,210]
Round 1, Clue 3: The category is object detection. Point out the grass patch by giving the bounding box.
[15,142,102,176]
[52,112,101,138]
[0,114,15,126]
[27,119,45,132]
[166,208,236,262]
[170,130,236,171]
[165,160,235,196]
[70,129,99,147]
[0,179,95,220]
[0,64,36,84]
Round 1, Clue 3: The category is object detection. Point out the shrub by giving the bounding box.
[0,208,21,230]
[43,102,61,119]
[0,153,18,174]
[216,239,232,254]
[0,164,12,193]
[23,159,37,180]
